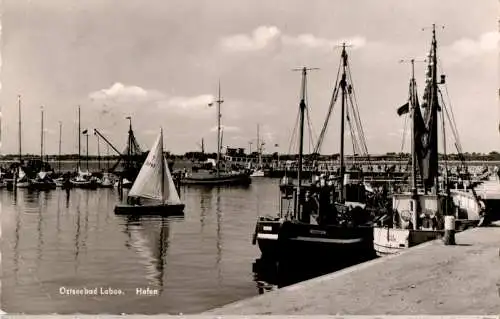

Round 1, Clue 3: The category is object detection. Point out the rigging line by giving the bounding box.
[287,108,300,155]
[440,85,463,150]
[346,103,361,156]
[314,56,342,154]
[346,62,369,154]
[439,90,462,153]
[347,93,368,155]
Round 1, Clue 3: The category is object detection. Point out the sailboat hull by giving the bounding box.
[114,203,185,216]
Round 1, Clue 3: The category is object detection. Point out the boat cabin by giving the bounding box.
[392,193,448,230]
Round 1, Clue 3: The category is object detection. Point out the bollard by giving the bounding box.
[443,215,456,245]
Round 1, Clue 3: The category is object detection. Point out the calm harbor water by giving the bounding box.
[1,178,281,314]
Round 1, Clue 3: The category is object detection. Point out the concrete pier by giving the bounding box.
[203,224,500,315]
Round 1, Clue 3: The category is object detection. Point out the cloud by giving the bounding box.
[220,26,281,52]
[442,31,499,64]
[89,82,165,102]
[164,94,215,109]
[210,125,240,133]
[220,25,366,53]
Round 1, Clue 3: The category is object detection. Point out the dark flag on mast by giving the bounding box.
[397,102,410,116]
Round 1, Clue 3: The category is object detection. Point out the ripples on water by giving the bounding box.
[1,178,280,314]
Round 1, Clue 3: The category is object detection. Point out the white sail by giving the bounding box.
[127,132,163,201]
[164,157,181,205]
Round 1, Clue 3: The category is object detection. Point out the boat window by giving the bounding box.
[410,200,413,211]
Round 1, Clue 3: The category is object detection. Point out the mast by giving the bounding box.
[339,44,348,203]
[126,116,132,171]
[86,131,89,171]
[201,138,205,153]
[18,95,22,164]
[215,81,224,177]
[293,66,318,218]
[78,105,81,170]
[160,128,165,203]
[40,106,44,170]
[431,24,439,195]
[410,60,417,196]
[298,68,307,216]
[58,121,62,173]
[257,124,262,167]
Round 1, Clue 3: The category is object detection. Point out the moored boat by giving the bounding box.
[373,25,481,256]
[180,82,252,186]
[115,129,185,216]
[253,47,382,266]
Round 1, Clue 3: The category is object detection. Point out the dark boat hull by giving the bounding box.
[254,218,375,265]
[114,203,185,216]
[29,181,57,190]
[181,173,251,186]
[70,180,98,189]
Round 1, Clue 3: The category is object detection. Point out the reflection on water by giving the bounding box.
[2,179,277,314]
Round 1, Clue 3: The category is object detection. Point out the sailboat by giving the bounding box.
[114,129,185,215]
[253,48,379,266]
[373,25,477,256]
[181,82,252,186]
[15,95,30,189]
[31,107,56,190]
[70,106,98,189]
[250,124,265,177]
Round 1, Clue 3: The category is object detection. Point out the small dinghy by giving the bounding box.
[114,129,185,216]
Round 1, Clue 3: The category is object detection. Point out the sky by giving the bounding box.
[0,0,498,156]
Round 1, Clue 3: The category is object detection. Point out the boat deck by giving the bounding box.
[203,223,500,315]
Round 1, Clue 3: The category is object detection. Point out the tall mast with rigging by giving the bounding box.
[78,105,81,170]
[59,121,62,173]
[40,106,44,171]
[209,81,224,178]
[18,95,22,164]
[339,44,348,203]
[293,66,318,218]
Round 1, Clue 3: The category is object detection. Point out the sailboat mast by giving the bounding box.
[86,132,89,171]
[431,24,439,195]
[160,128,165,203]
[18,95,22,164]
[339,44,348,203]
[40,106,44,169]
[215,82,224,178]
[78,105,81,170]
[257,124,262,167]
[58,121,62,173]
[410,60,418,195]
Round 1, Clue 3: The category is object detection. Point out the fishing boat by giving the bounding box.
[253,46,380,266]
[373,25,480,256]
[181,83,252,186]
[115,129,185,215]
